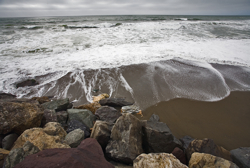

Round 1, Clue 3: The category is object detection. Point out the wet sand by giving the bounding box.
[141,91,250,150]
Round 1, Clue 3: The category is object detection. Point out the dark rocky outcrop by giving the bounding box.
[4,141,40,168]
[189,152,238,168]
[65,129,85,148]
[42,98,72,112]
[0,93,16,100]
[90,120,113,150]
[186,138,232,161]
[41,109,58,127]
[172,147,187,165]
[99,98,133,108]
[142,115,182,153]
[0,100,44,135]
[67,120,90,138]
[56,111,68,128]
[0,134,4,148]
[74,102,101,114]
[148,113,160,122]
[67,109,96,128]
[14,138,115,168]
[106,113,143,164]
[95,106,122,123]
[230,147,250,168]
[16,79,39,88]
[134,153,188,168]
[2,133,19,150]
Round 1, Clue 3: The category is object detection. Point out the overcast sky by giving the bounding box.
[0,0,250,17]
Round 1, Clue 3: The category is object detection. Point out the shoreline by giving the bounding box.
[141,90,250,150]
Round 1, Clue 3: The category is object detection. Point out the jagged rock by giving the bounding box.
[133,153,188,168]
[67,120,90,138]
[172,147,187,165]
[0,93,16,100]
[0,148,9,168]
[92,93,109,102]
[12,122,69,151]
[99,98,133,107]
[42,98,72,111]
[148,114,160,122]
[230,147,250,168]
[180,135,194,151]
[186,138,231,161]
[67,109,96,128]
[95,106,122,123]
[0,100,44,135]
[41,109,58,127]
[31,96,50,104]
[90,120,113,150]
[4,141,40,168]
[74,102,101,114]
[142,115,182,153]
[189,152,238,168]
[16,79,39,88]
[14,138,114,168]
[106,113,143,164]
[2,133,19,150]
[65,129,85,148]
[56,111,68,128]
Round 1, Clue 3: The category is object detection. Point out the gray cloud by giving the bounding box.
[0,0,250,17]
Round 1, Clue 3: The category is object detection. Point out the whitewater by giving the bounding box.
[1,15,250,109]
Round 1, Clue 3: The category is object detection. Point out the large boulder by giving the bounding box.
[41,109,58,127]
[186,138,231,161]
[106,113,143,164]
[95,106,122,123]
[65,129,85,148]
[67,119,90,138]
[189,152,238,168]
[99,98,133,107]
[0,148,9,168]
[67,109,96,128]
[90,120,113,150]
[133,153,188,168]
[4,141,40,168]
[12,122,69,150]
[142,115,182,153]
[56,111,68,128]
[14,138,114,168]
[0,100,44,135]
[42,98,72,111]
[230,147,250,168]
[74,102,101,114]
[2,133,19,150]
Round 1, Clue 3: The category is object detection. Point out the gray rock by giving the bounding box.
[4,141,40,168]
[67,120,90,138]
[180,135,194,151]
[106,113,143,164]
[231,147,250,168]
[2,133,19,150]
[90,120,113,150]
[67,109,96,128]
[142,119,182,153]
[42,98,71,112]
[41,109,58,127]
[95,106,122,123]
[99,98,133,107]
[149,114,160,122]
[65,129,85,148]
[56,111,68,128]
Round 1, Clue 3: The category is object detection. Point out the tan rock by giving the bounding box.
[31,96,50,104]
[74,102,101,114]
[0,101,44,134]
[12,123,69,151]
[0,148,10,167]
[189,152,239,168]
[133,153,188,168]
[92,93,109,103]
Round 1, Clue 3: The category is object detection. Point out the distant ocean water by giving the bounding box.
[1,15,250,109]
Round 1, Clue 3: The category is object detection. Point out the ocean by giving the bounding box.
[1,15,250,110]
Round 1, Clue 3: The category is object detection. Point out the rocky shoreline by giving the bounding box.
[0,93,249,168]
